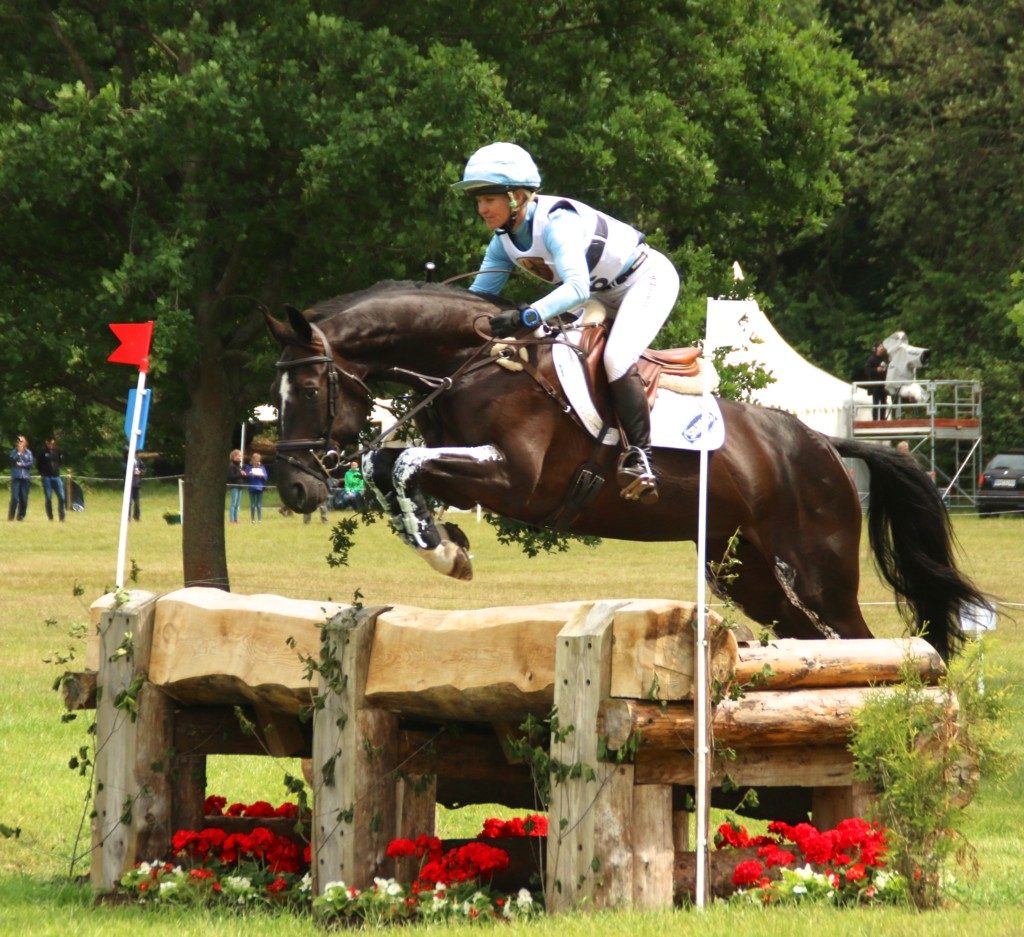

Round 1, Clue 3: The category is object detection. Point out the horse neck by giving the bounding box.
[334,297,487,379]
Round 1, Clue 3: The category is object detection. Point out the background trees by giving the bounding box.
[765,0,1024,447]
[2,1,1020,585]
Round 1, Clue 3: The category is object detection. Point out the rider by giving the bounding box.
[454,141,679,504]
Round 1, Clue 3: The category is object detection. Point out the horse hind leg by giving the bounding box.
[712,534,871,641]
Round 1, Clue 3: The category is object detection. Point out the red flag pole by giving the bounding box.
[109,321,154,590]
[115,368,148,590]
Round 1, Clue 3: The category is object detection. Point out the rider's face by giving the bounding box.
[475,193,513,230]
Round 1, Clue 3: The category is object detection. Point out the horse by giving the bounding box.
[266,280,986,661]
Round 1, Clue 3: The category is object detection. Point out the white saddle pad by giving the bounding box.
[551,334,725,451]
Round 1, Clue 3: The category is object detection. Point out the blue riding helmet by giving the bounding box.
[452,142,541,193]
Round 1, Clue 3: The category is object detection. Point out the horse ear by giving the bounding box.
[265,312,293,348]
[285,304,313,344]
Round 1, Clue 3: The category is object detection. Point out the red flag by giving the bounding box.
[108,321,154,372]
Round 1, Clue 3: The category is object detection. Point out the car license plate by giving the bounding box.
[992,478,1017,488]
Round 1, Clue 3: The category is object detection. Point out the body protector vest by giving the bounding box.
[497,195,644,292]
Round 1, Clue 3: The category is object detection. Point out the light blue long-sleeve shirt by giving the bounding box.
[469,201,591,321]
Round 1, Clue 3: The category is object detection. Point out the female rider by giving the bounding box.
[455,141,679,504]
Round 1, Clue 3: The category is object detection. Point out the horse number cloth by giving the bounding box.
[551,333,725,451]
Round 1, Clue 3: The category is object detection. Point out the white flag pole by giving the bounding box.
[115,370,147,590]
[693,298,714,908]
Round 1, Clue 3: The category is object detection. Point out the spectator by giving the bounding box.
[338,460,365,510]
[243,452,268,523]
[7,435,33,521]
[227,449,244,524]
[125,450,144,520]
[39,437,66,522]
[864,342,889,421]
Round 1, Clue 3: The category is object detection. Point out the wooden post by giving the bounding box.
[393,775,437,883]
[811,782,875,830]
[631,784,674,908]
[546,601,674,912]
[91,590,158,893]
[312,606,397,895]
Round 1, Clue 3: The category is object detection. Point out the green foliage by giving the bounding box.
[849,641,1014,908]
[484,513,601,558]
[770,0,1024,452]
[0,0,860,582]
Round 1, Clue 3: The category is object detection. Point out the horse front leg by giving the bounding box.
[362,445,504,580]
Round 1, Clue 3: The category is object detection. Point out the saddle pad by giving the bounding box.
[551,335,725,451]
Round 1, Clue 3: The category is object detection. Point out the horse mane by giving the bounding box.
[305,280,514,325]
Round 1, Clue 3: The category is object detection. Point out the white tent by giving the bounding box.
[704,298,870,438]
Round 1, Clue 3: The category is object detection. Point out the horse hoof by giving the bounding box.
[417,541,474,581]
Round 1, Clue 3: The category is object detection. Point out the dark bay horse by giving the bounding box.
[266,281,986,660]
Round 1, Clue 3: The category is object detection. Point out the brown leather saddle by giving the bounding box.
[575,322,702,409]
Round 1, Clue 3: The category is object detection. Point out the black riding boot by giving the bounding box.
[608,365,658,504]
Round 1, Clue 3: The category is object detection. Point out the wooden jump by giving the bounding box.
[70,587,951,911]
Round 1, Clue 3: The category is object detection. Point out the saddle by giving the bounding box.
[573,306,709,408]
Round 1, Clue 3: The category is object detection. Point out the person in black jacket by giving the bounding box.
[864,343,889,420]
[38,438,66,521]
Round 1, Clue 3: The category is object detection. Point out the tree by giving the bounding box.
[766,0,1024,449]
[0,1,859,586]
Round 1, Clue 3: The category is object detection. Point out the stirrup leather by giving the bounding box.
[616,446,658,504]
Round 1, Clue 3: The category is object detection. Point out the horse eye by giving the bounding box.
[303,387,318,400]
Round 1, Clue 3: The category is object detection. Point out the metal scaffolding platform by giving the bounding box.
[850,379,983,510]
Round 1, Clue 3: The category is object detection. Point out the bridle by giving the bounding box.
[274,320,373,479]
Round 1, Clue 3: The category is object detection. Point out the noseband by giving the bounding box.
[274,321,373,479]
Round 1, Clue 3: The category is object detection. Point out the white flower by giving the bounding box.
[158,880,178,895]
[792,884,807,896]
[297,872,312,894]
[223,874,252,889]
[793,864,817,880]
[515,887,534,911]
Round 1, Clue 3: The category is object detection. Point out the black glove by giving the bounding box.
[490,306,541,338]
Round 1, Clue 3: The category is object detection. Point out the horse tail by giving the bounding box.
[830,436,987,661]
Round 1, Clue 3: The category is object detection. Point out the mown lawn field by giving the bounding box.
[0,481,1021,936]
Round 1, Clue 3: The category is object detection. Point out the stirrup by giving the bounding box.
[616,447,658,505]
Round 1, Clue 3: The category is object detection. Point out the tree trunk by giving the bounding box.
[182,302,232,590]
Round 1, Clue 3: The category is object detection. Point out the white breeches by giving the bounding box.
[600,248,680,381]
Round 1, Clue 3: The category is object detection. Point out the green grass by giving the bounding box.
[1,484,1022,934]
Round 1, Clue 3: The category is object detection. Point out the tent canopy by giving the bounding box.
[705,298,868,438]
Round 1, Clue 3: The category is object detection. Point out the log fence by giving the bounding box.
[67,587,953,911]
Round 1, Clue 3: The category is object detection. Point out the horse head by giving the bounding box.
[266,305,374,513]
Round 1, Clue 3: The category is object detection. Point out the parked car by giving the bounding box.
[976,451,1024,517]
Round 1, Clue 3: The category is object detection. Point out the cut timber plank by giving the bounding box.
[365,599,732,721]
[733,637,945,690]
[146,587,347,713]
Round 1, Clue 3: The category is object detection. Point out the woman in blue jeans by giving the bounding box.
[243,452,268,522]
[227,449,244,523]
[8,435,33,521]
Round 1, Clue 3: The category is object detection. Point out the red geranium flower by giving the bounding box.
[266,876,289,894]
[732,859,765,887]
[757,844,796,868]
